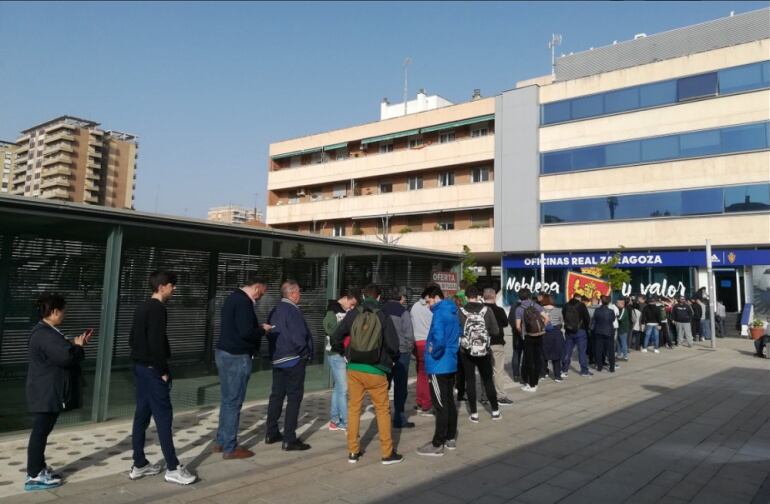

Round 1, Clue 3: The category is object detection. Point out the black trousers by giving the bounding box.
[547,359,562,379]
[511,336,524,381]
[27,412,59,478]
[587,331,595,364]
[429,373,457,447]
[523,336,543,388]
[460,352,499,413]
[266,361,306,443]
[454,349,465,400]
[594,333,615,372]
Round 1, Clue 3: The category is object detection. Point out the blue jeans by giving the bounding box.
[644,325,660,349]
[390,352,412,426]
[617,332,629,358]
[701,319,711,340]
[562,330,588,374]
[215,349,253,453]
[328,353,348,427]
[131,364,179,470]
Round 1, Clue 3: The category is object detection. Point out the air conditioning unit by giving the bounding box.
[296,188,306,196]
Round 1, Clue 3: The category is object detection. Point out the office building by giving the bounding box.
[11,116,137,208]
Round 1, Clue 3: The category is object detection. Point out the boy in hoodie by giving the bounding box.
[410,285,435,415]
[332,284,403,465]
[323,291,358,432]
[382,286,415,429]
[457,285,501,422]
[417,286,461,457]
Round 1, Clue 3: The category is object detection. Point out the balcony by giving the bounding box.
[87,160,101,169]
[84,193,100,204]
[45,123,76,135]
[88,148,102,158]
[42,154,73,167]
[267,181,494,224]
[42,166,72,177]
[41,188,70,200]
[43,143,74,155]
[15,143,29,154]
[85,170,100,181]
[44,132,75,144]
[267,135,494,191]
[40,177,71,190]
[346,227,494,254]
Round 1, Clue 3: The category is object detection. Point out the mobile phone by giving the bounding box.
[84,328,94,341]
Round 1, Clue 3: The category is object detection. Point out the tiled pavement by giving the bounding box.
[1,337,768,504]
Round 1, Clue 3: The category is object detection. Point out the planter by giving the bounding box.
[750,327,766,340]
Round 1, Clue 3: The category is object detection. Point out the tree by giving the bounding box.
[597,251,631,293]
[461,244,478,285]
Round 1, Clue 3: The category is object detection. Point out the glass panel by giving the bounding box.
[605,140,641,166]
[724,184,770,212]
[641,135,679,162]
[604,87,640,114]
[763,61,770,85]
[679,130,721,158]
[541,151,572,174]
[721,123,768,152]
[616,192,680,219]
[571,146,605,170]
[639,80,677,107]
[718,62,766,94]
[677,73,718,101]
[542,101,571,124]
[571,94,604,119]
[681,187,723,215]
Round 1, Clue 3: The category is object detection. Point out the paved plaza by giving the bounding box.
[1,337,768,504]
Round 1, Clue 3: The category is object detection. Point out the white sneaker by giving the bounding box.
[653,349,660,354]
[641,348,648,353]
[469,413,479,424]
[491,411,502,421]
[521,385,532,392]
[129,462,162,480]
[164,465,197,485]
[560,372,568,379]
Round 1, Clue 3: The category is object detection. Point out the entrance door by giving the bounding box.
[714,270,739,312]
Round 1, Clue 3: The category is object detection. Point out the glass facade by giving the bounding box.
[541,122,770,175]
[542,183,770,224]
[542,61,770,125]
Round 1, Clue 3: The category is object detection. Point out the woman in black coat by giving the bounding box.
[25,293,91,492]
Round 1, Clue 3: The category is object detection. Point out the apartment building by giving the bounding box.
[0,141,14,193]
[208,205,263,224]
[496,8,770,316]
[266,90,497,267]
[11,116,137,208]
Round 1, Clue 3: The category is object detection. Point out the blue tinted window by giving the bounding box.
[605,140,640,166]
[718,63,767,94]
[763,61,770,85]
[640,80,677,107]
[571,94,604,119]
[724,184,770,213]
[679,130,721,158]
[604,87,640,114]
[677,73,718,101]
[541,184,770,224]
[721,123,768,152]
[541,151,572,174]
[572,146,605,170]
[641,135,679,162]
[542,101,571,124]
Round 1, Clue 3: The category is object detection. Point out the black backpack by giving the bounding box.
[564,303,581,332]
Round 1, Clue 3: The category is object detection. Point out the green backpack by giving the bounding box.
[347,308,382,364]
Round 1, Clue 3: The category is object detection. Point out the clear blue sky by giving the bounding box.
[0,1,765,218]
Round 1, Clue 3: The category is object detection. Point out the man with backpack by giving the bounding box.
[331,284,403,465]
[457,285,501,422]
[591,296,616,373]
[562,293,593,377]
[671,296,694,348]
[514,289,547,392]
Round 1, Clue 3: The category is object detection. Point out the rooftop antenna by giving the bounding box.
[548,34,562,76]
[403,57,412,116]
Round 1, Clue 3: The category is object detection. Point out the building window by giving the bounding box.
[409,136,423,149]
[379,182,393,194]
[436,217,455,231]
[335,149,349,161]
[311,152,323,164]
[407,215,422,231]
[439,131,455,144]
[288,191,299,204]
[379,142,394,154]
[471,212,490,228]
[333,183,347,198]
[407,176,423,190]
[470,127,488,138]
[471,167,489,183]
[332,223,345,237]
[438,171,454,187]
[290,156,301,168]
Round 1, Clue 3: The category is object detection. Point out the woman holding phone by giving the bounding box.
[24,293,91,491]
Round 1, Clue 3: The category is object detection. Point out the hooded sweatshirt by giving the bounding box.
[425,299,461,375]
[381,300,415,354]
[410,298,433,343]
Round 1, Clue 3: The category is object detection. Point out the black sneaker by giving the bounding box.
[264,432,283,445]
[393,422,416,429]
[381,451,404,465]
[497,397,514,406]
[282,440,311,451]
[348,452,362,464]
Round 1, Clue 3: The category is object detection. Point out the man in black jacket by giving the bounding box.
[591,296,616,372]
[214,276,270,459]
[129,271,196,485]
[561,293,593,377]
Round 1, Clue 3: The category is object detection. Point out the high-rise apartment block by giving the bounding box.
[0,141,14,193]
[11,116,137,208]
[207,205,263,224]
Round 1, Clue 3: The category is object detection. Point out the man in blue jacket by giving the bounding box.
[266,280,314,451]
[416,285,461,457]
[214,276,270,459]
